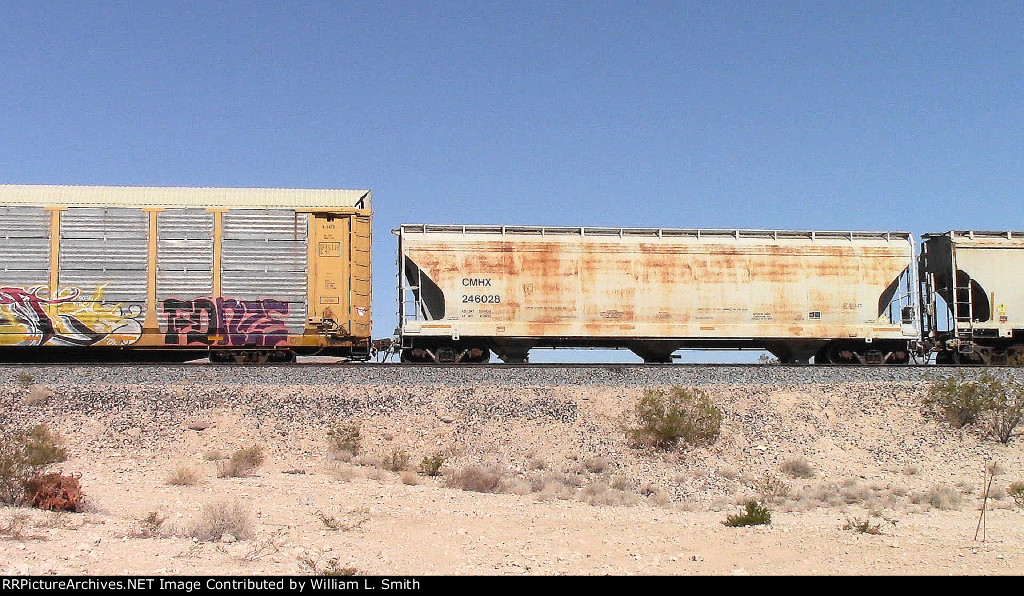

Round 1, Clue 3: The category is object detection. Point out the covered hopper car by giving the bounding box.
[0,185,372,362]
[920,231,1024,365]
[396,224,921,364]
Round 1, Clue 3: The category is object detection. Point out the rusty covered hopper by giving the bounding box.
[920,230,1024,364]
[0,184,371,361]
[397,224,919,363]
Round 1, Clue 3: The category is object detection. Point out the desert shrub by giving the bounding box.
[203,449,226,461]
[723,500,772,527]
[780,456,815,479]
[582,456,610,474]
[217,445,264,478]
[186,501,254,542]
[133,511,167,538]
[1008,481,1024,509]
[0,424,69,505]
[752,473,791,503]
[298,551,358,576]
[166,466,200,486]
[445,465,504,493]
[380,448,410,472]
[842,515,893,535]
[418,452,446,476]
[625,386,723,450]
[315,510,368,532]
[911,484,963,510]
[23,385,53,406]
[926,373,1024,443]
[326,423,361,457]
[577,481,640,506]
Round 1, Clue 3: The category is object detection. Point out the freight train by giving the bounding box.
[0,185,1020,365]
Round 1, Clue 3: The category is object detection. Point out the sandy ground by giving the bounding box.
[2,379,1023,576]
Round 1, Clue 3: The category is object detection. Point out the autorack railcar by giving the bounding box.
[0,185,372,362]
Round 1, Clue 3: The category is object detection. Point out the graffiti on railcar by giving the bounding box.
[0,285,143,347]
[162,297,290,347]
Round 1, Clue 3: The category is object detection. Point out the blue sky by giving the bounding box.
[2,2,1022,361]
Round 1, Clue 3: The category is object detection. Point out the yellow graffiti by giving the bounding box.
[0,284,143,347]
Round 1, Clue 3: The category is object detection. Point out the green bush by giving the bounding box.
[723,500,772,527]
[625,387,723,450]
[418,452,446,477]
[0,424,69,505]
[926,373,1024,444]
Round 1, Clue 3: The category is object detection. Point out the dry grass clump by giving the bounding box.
[910,484,964,510]
[326,422,361,461]
[132,511,167,538]
[166,466,200,486]
[203,449,227,461]
[315,510,369,532]
[380,448,410,472]
[581,456,610,474]
[400,471,419,485]
[577,481,640,506]
[842,515,894,535]
[186,501,254,542]
[23,385,53,406]
[780,456,815,479]
[331,466,362,482]
[718,465,740,480]
[780,477,912,512]
[445,465,506,493]
[751,473,790,503]
[297,550,358,576]
[217,446,264,478]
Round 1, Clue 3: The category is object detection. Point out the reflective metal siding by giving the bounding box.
[156,210,214,330]
[0,207,50,288]
[221,210,308,332]
[58,208,148,305]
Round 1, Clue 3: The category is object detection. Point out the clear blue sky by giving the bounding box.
[2,1,1022,361]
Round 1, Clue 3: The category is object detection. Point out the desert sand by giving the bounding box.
[2,367,1023,576]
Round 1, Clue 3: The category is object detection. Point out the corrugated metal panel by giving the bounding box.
[60,208,149,239]
[59,208,148,304]
[221,210,308,332]
[157,210,215,330]
[223,210,309,240]
[0,206,50,238]
[0,207,51,289]
[0,185,370,210]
